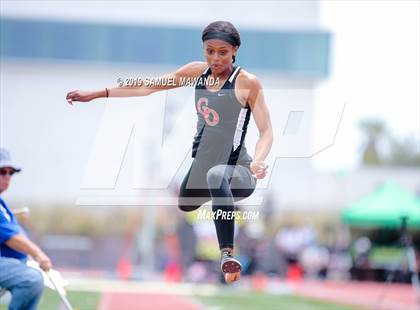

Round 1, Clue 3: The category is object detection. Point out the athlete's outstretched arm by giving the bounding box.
[246,77,273,179]
[66,61,207,104]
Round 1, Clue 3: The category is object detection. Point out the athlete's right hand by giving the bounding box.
[66,90,97,105]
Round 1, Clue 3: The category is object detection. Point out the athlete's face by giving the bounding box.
[204,39,238,75]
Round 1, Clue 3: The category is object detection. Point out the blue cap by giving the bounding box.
[0,148,21,172]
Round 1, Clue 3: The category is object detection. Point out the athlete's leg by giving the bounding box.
[206,164,256,283]
[178,161,211,212]
[206,164,256,250]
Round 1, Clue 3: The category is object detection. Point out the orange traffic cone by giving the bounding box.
[117,257,133,280]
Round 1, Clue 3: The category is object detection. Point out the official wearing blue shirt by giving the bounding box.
[0,148,52,310]
[0,198,27,260]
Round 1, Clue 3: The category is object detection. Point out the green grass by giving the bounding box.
[0,288,100,310]
[1,288,363,310]
[195,291,363,310]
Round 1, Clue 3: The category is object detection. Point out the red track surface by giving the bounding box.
[95,278,419,310]
[295,280,419,310]
[98,292,203,310]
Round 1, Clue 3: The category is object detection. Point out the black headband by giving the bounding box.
[202,31,238,46]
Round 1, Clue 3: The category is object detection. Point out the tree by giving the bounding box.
[359,119,420,167]
[386,136,420,167]
[359,119,387,166]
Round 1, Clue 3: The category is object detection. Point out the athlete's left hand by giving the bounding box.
[250,161,268,179]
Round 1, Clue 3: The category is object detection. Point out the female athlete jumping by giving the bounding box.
[66,21,273,284]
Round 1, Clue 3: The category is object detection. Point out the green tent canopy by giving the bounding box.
[342,182,420,229]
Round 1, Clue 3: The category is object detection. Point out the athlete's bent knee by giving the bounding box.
[178,196,200,212]
[178,204,200,212]
[206,166,227,188]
